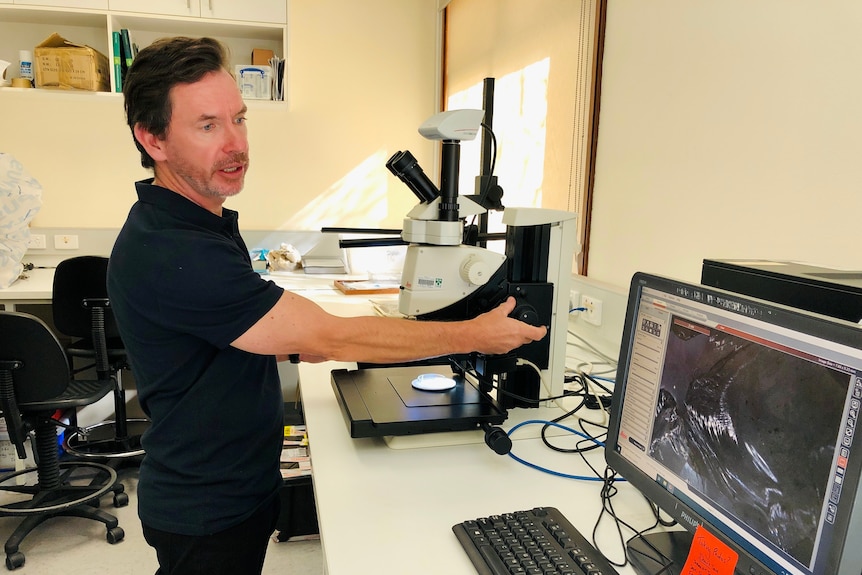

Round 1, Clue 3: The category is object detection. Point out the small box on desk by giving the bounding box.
[34,33,110,92]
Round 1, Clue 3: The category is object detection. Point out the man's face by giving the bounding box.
[158,69,250,206]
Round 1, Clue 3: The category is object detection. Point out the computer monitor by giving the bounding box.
[605,272,862,575]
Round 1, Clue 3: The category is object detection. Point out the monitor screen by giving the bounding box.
[605,272,862,575]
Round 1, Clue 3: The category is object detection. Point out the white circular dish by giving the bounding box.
[411,373,457,391]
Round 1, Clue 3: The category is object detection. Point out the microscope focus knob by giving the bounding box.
[511,304,541,327]
[460,256,492,286]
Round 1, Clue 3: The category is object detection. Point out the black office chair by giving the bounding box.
[0,311,126,570]
[51,256,148,461]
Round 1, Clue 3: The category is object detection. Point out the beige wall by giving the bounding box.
[589,1,862,289]
[0,0,439,231]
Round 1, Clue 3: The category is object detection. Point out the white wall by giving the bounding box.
[0,0,439,231]
[589,1,862,290]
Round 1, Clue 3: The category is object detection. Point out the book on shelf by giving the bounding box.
[111,31,122,92]
[119,29,135,84]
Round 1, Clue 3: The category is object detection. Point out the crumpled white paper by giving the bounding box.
[0,153,43,288]
[266,243,302,271]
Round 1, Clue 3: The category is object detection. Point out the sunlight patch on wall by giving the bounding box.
[278,151,391,230]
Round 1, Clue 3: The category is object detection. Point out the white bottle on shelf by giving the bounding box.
[18,50,34,87]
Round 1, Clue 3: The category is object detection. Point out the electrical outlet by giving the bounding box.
[569,290,580,313]
[581,295,603,326]
[54,234,79,250]
[27,234,47,249]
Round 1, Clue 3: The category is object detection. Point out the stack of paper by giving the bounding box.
[269,55,285,101]
[280,425,311,479]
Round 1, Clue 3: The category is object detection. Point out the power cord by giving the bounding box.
[590,466,682,573]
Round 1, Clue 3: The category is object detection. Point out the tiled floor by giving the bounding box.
[0,469,323,574]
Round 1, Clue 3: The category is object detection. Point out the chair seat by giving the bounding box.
[16,378,114,412]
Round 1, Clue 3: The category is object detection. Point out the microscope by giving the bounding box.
[331,109,577,440]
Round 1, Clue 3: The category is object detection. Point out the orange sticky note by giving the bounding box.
[680,525,738,575]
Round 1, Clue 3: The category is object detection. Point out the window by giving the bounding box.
[443,0,603,272]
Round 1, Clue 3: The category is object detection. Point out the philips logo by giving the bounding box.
[679,510,701,530]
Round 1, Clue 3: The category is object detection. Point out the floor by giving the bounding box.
[0,468,324,575]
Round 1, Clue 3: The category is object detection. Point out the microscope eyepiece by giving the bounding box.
[386,150,439,204]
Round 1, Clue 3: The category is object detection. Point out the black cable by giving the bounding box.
[582,371,614,396]
[454,357,573,406]
[591,467,683,573]
[622,499,681,575]
[592,467,633,567]
[478,122,498,198]
[539,394,588,453]
[462,123,499,245]
[593,466,666,569]
[537,372,612,455]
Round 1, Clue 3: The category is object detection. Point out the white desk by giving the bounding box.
[0,268,54,310]
[298,301,660,575]
[2,267,660,573]
[0,268,365,311]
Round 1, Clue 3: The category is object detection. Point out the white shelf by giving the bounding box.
[0,2,286,99]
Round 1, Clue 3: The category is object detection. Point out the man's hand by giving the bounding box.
[470,296,547,355]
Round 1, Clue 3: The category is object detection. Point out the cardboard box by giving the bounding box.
[34,33,110,92]
[251,48,275,66]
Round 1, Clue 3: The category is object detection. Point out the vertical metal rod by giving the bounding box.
[478,77,495,246]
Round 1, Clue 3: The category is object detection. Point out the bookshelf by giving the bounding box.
[0,2,286,101]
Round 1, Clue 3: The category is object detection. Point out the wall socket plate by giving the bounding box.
[27,234,47,249]
[581,295,603,326]
[54,234,79,249]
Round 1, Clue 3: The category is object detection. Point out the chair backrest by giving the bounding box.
[0,311,70,404]
[52,255,121,340]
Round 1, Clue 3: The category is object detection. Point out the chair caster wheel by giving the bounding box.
[114,492,129,507]
[5,552,24,570]
[107,526,125,544]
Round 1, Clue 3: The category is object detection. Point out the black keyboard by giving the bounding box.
[453,507,619,575]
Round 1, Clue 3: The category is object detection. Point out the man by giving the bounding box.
[107,37,546,575]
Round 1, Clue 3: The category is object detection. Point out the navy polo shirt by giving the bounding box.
[107,179,285,536]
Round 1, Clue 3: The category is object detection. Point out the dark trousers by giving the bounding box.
[142,493,281,575]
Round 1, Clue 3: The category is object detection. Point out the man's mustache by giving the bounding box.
[216,153,249,169]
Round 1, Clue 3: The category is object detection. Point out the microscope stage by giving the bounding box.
[331,365,507,438]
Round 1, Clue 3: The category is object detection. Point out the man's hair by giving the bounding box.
[123,37,230,169]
